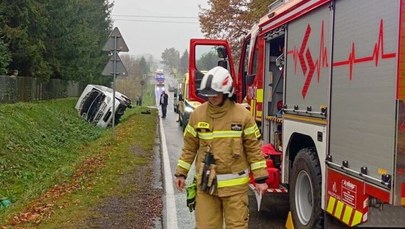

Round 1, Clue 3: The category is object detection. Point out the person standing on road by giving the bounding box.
[174,66,268,229]
[160,90,168,118]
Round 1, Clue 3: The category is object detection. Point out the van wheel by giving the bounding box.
[289,147,323,229]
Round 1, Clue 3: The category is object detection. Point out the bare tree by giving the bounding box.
[116,55,151,102]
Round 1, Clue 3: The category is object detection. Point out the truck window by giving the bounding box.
[252,38,259,75]
[195,45,229,72]
[194,44,230,99]
[241,39,251,99]
[242,40,250,75]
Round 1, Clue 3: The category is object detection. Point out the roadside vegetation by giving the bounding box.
[0,90,159,227]
[0,1,112,83]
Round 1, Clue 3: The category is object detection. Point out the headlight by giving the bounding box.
[185,106,194,113]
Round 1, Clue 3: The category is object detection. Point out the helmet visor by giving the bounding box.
[198,87,220,97]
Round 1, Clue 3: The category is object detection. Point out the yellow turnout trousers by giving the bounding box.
[195,190,249,229]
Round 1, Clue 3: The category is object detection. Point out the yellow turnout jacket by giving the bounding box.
[175,99,268,197]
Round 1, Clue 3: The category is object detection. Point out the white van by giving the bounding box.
[75,84,131,128]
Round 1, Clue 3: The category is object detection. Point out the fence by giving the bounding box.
[0,75,86,104]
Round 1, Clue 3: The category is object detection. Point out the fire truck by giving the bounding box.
[188,0,405,228]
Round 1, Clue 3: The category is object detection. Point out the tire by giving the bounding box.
[289,147,323,229]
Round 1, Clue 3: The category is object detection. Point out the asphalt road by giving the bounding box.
[157,82,291,229]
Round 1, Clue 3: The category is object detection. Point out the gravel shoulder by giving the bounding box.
[80,121,164,229]
[82,141,164,229]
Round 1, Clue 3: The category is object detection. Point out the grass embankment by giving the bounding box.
[143,83,157,106]
[0,97,158,227]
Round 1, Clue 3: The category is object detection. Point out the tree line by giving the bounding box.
[0,0,273,85]
[0,0,112,84]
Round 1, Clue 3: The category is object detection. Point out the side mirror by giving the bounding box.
[217,60,228,70]
[194,70,205,94]
[174,92,177,98]
[246,74,256,85]
[179,94,183,101]
[217,47,228,59]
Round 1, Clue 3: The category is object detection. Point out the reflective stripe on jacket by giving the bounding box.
[175,99,268,197]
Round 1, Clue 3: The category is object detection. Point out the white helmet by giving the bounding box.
[199,66,234,97]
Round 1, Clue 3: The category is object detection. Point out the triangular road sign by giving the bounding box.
[102,27,129,52]
[102,55,128,76]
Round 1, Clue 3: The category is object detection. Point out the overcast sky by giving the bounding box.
[110,0,209,60]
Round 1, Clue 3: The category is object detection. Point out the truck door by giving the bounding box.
[189,39,236,103]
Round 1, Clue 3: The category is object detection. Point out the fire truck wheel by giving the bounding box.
[289,147,323,229]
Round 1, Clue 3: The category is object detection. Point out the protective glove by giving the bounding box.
[186,181,197,212]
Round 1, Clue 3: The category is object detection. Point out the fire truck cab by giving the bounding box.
[188,0,405,228]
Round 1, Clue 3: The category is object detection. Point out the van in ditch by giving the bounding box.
[75,84,131,128]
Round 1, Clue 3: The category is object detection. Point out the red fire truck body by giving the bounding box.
[188,0,405,227]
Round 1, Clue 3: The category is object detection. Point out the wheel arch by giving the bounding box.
[286,133,317,166]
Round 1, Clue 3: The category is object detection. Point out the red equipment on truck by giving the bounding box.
[188,0,405,228]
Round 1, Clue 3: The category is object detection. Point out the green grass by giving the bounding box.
[0,98,104,221]
[0,97,158,226]
[0,99,103,197]
[38,106,158,228]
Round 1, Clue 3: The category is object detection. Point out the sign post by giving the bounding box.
[102,27,129,141]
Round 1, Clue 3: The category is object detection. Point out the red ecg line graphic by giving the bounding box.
[333,19,396,80]
[287,21,329,98]
[287,19,396,99]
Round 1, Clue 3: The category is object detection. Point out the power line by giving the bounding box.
[113,14,198,19]
[113,18,199,24]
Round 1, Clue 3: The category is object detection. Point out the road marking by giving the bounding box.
[160,115,178,229]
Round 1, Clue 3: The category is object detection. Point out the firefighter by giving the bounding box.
[174,66,268,229]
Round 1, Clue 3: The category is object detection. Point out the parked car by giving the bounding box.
[75,84,131,128]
